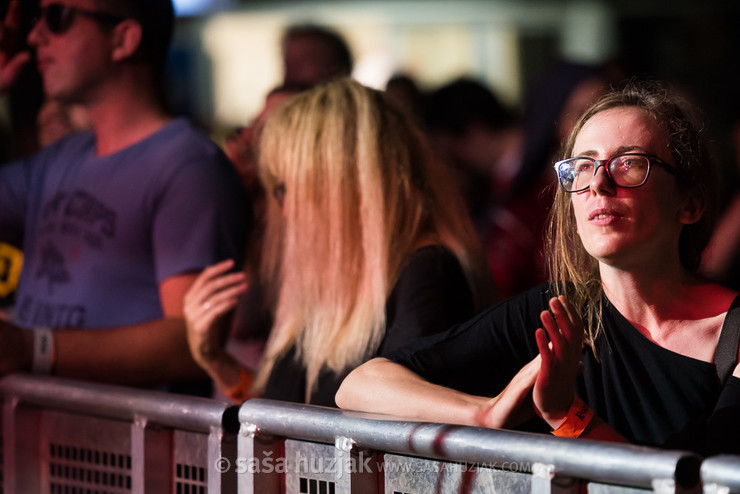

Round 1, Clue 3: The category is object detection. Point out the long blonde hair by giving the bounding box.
[255,79,488,399]
[546,81,717,348]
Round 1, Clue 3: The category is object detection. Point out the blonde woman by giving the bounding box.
[184,79,492,406]
[337,81,740,455]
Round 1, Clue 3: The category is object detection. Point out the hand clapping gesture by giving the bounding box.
[475,296,584,430]
[533,296,585,427]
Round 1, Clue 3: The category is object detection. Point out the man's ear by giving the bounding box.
[110,19,142,62]
[679,191,706,225]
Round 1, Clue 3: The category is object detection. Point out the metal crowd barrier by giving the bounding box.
[701,456,740,494]
[0,373,239,494]
[237,399,703,494]
[2,375,739,494]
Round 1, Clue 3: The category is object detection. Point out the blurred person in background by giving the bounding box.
[423,77,522,235]
[281,23,353,87]
[484,60,618,298]
[36,97,90,147]
[384,73,425,128]
[184,79,493,406]
[0,0,249,390]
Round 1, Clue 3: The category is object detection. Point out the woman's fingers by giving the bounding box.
[198,284,246,317]
[533,298,585,424]
[200,272,247,303]
[535,327,552,368]
[559,296,585,348]
[189,259,236,293]
[481,354,541,429]
[186,260,245,307]
[539,308,565,358]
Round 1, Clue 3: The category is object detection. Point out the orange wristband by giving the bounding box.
[223,367,254,403]
[551,395,594,438]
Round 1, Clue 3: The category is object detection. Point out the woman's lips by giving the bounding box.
[588,208,624,225]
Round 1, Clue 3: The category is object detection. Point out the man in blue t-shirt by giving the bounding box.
[0,0,249,387]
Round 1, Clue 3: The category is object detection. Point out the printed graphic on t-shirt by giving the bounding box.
[17,189,118,328]
[41,189,117,247]
[15,294,86,328]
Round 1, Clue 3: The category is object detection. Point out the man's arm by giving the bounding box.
[0,272,207,386]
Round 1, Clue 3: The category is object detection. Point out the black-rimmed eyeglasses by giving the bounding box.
[33,3,124,35]
[554,153,680,193]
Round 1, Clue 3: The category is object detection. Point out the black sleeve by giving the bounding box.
[384,283,551,398]
[379,246,475,354]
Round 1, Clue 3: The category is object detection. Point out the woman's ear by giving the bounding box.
[679,191,706,225]
[110,20,142,62]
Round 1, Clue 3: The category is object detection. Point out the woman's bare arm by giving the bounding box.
[336,356,541,429]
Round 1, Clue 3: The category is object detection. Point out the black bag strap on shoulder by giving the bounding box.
[714,293,740,386]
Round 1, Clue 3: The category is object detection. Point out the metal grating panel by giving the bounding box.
[298,476,336,494]
[285,440,338,494]
[43,410,132,494]
[49,443,131,493]
[173,429,209,494]
[174,463,205,494]
[383,453,531,494]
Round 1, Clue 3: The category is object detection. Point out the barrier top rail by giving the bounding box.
[701,455,740,491]
[239,398,702,490]
[0,373,240,434]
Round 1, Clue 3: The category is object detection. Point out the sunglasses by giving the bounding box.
[33,3,124,35]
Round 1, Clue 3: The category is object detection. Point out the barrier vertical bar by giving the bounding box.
[238,422,283,493]
[531,462,578,494]
[3,400,43,494]
[333,436,379,493]
[131,415,172,493]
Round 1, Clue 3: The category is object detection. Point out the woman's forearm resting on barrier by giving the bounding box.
[336,356,540,429]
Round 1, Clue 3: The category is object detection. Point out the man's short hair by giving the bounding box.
[97,0,174,73]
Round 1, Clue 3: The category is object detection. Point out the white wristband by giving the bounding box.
[32,328,54,374]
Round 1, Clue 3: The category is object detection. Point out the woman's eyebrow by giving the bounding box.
[572,150,598,157]
[616,145,647,154]
[572,146,647,158]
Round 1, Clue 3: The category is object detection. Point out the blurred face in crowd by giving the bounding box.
[283,35,339,86]
[28,0,121,103]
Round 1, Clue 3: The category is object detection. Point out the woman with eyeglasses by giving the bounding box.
[336,81,740,455]
[182,79,493,406]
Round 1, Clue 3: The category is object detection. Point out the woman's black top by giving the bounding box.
[386,283,740,455]
[262,245,475,407]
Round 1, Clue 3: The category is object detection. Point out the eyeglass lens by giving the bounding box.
[35,4,75,34]
[559,155,650,191]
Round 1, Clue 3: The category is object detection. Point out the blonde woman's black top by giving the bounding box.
[263,245,476,407]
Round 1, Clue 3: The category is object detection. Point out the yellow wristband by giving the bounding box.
[223,367,254,403]
[551,396,594,438]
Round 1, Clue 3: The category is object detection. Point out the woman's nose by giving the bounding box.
[589,163,616,195]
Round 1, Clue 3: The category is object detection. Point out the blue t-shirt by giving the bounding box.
[0,118,249,328]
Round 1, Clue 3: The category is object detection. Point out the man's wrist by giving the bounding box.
[29,327,56,374]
